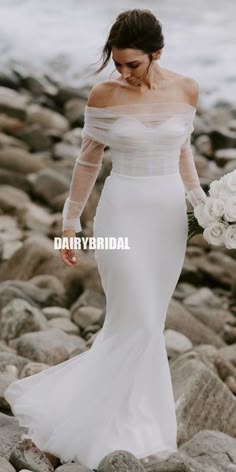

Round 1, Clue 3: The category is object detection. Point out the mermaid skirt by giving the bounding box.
[4,170,188,469]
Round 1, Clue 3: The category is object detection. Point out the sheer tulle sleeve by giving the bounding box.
[179,126,207,208]
[62,137,104,232]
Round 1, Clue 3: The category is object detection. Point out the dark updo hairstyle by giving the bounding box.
[93,9,165,75]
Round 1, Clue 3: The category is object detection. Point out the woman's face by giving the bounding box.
[112,47,154,86]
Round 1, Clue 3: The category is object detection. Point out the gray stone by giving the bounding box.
[0,456,16,472]
[164,329,192,359]
[0,148,45,174]
[0,413,23,459]
[9,438,54,472]
[179,430,236,471]
[0,298,48,341]
[16,328,86,365]
[170,355,236,445]
[166,299,225,348]
[97,450,145,471]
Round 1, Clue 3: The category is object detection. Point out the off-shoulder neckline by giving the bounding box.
[85,101,196,112]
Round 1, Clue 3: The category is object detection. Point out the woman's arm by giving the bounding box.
[179,78,207,207]
[62,85,106,233]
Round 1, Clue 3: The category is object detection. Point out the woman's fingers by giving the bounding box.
[59,248,80,266]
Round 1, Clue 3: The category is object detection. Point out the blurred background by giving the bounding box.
[0,0,236,108]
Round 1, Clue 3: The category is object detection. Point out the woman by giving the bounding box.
[4,9,207,470]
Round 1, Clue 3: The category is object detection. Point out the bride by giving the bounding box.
[5,8,207,470]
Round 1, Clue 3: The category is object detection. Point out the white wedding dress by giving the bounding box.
[4,101,207,470]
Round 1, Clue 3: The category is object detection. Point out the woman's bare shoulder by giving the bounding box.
[86,80,120,108]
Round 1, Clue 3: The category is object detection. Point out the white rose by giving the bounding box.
[224,223,236,249]
[221,170,236,196]
[203,221,227,246]
[194,202,207,228]
[224,196,236,222]
[194,197,224,228]
[209,178,225,198]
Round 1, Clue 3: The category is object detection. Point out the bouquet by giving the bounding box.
[187,169,236,248]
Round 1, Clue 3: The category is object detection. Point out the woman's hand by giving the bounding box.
[59,230,81,266]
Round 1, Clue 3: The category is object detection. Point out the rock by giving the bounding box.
[220,344,236,368]
[48,317,80,335]
[182,287,234,335]
[0,371,19,409]
[170,354,236,445]
[27,104,69,135]
[0,456,16,472]
[30,168,69,205]
[42,307,70,320]
[0,241,66,287]
[164,329,192,359]
[166,299,225,348]
[9,438,54,472]
[0,185,30,216]
[29,275,65,295]
[0,114,24,133]
[191,251,236,288]
[55,465,91,471]
[20,74,58,97]
[210,128,236,151]
[17,125,52,152]
[0,412,23,459]
[0,86,29,120]
[179,430,236,471]
[22,202,55,233]
[71,306,104,331]
[97,450,145,471]
[64,98,86,127]
[16,328,87,365]
[55,85,88,106]
[0,169,31,193]
[215,148,236,166]
[0,148,45,174]
[20,362,50,379]
[194,134,213,157]
[173,282,196,301]
[0,280,65,309]
[0,298,48,342]
[0,352,30,374]
[53,142,80,161]
[0,131,28,150]
[72,289,106,311]
[63,127,83,146]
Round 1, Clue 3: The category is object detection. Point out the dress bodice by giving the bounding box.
[82,102,196,176]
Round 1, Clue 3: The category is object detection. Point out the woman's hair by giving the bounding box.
[93,9,165,75]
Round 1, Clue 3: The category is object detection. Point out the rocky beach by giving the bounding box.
[0,66,236,472]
